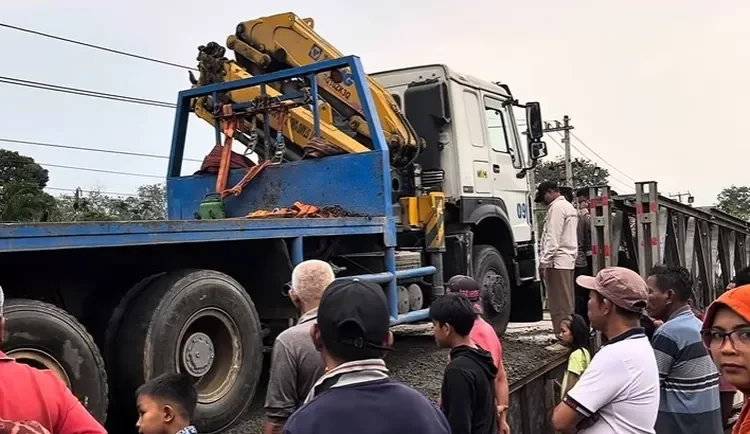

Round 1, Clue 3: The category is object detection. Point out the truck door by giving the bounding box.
[482,96,532,243]
[461,89,492,195]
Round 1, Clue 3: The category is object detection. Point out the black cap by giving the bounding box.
[318,279,391,352]
[534,181,559,203]
[446,275,481,302]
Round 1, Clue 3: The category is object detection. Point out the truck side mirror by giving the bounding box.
[530,141,548,160]
[525,102,544,141]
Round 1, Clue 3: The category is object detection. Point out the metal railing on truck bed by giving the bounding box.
[170,55,436,323]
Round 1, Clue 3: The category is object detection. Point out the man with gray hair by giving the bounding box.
[0,286,106,434]
[263,260,335,434]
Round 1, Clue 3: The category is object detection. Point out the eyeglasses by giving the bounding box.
[700,328,750,350]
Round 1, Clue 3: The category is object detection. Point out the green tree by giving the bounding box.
[54,184,167,222]
[0,182,57,222]
[534,156,610,190]
[716,185,750,221]
[0,149,50,188]
[0,151,56,222]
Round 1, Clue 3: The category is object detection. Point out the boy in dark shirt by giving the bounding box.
[282,279,450,434]
[431,293,499,434]
[136,373,198,434]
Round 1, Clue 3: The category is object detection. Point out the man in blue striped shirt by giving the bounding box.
[646,264,722,434]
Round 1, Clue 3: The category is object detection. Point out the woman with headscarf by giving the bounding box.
[701,284,750,433]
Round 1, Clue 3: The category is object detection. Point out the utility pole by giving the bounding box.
[668,191,695,205]
[543,116,575,186]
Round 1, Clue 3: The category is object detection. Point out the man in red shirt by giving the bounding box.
[445,275,510,434]
[0,287,106,434]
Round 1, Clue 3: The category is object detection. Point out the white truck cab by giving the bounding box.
[373,64,548,329]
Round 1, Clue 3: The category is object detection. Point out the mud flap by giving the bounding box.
[510,280,543,322]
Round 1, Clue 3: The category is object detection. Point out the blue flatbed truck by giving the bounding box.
[0,55,548,432]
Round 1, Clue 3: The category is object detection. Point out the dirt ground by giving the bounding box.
[224,319,563,434]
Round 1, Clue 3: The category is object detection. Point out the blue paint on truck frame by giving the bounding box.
[167,151,389,220]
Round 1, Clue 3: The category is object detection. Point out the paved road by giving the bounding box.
[225,318,563,434]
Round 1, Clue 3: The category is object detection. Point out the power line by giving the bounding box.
[0,137,203,163]
[0,76,176,108]
[45,186,139,197]
[551,132,634,190]
[569,131,636,182]
[40,162,163,179]
[547,134,565,151]
[547,135,632,192]
[0,23,197,71]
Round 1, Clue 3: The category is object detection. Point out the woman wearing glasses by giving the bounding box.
[702,284,750,434]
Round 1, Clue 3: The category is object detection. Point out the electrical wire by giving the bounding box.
[0,76,176,108]
[40,162,163,179]
[546,135,633,192]
[569,131,636,182]
[0,22,197,71]
[45,186,139,197]
[0,137,203,163]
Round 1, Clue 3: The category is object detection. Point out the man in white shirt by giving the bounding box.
[552,267,660,434]
[535,181,578,335]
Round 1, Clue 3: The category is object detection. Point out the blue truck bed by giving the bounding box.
[0,216,389,253]
[0,147,395,253]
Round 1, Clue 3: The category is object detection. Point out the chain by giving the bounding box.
[244,117,258,156]
[272,108,288,164]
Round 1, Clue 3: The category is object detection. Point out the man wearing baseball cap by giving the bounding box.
[445,276,510,434]
[552,267,660,434]
[282,279,450,434]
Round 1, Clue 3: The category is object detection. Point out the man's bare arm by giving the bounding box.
[264,420,285,434]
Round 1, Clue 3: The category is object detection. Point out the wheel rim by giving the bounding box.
[176,307,242,404]
[482,269,509,313]
[7,348,71,388]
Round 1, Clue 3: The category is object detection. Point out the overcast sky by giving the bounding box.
[1,1,747,204]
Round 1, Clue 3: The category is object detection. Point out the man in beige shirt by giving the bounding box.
[535,181,578,335]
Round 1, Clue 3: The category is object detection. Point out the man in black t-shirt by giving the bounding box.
[431,293,498,434]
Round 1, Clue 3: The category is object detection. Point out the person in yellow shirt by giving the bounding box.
[559,313,592,400]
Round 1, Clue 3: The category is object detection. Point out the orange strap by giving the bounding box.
[215,105,238,193]
[221,160,272,199]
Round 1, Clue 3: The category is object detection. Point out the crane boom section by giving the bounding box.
[232,12,420,163]
[193,44,369,157]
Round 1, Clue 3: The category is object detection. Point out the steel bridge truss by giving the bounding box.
[589,182,750,309]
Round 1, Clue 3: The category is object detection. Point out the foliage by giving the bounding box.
[534,156,610,190]
[0,182,57,222]
[0,150,57,222]
[716,185,750,221]
[0,149,49,188]
[55,184,167,222]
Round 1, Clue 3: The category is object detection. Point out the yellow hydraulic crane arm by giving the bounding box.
[228,12,422,164]
[191,42,369,158]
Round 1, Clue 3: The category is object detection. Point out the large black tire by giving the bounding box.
[472,245,512,336]
[113,270,263,433]
[2,299,109,423]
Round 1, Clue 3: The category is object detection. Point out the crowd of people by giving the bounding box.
[538,180,750,434]
[2,182,750,434]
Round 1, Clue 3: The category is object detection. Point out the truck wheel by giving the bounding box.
[472,245,512,336]
[2,299,109,423]
[114,270,262,433]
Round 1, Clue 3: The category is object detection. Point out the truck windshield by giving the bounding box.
[507,105,527,168]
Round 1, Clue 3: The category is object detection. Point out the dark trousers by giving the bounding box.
[574,256,593,326]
